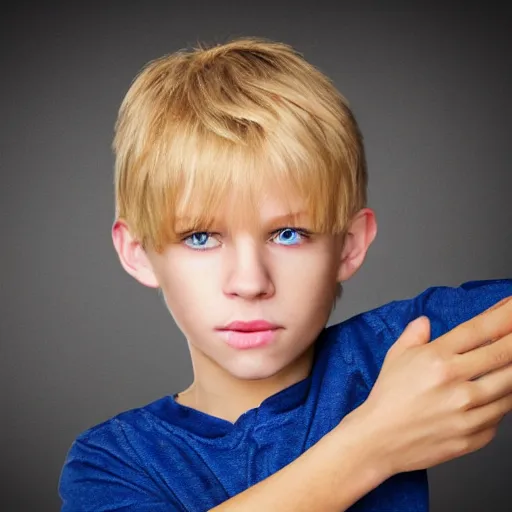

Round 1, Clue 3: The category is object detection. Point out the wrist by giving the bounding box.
[334,405,397,485]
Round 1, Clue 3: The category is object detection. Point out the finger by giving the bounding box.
[431,296,512,355]
[464,362,512,406]
[463,425,498,454]
[454,332,512,381]
[463,392,512,434]
[484,295,512,313]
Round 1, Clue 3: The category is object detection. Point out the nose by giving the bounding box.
[223,237,275,300]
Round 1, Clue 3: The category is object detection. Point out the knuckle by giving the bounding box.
[453,386,476,411]
[452,414,474,436]
[430,355,455,384]
[490,348,510,368]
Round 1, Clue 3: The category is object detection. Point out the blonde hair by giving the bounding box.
[113,36,367,254]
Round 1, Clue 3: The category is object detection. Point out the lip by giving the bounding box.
[219,328,280,349]
[217,320,281,332]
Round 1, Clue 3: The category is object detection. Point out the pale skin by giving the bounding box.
[113,191,377,423]
[112,192,512,510]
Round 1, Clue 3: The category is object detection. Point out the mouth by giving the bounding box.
[217,319,281,332]
[215,320,282,349]
[215,328,281,351]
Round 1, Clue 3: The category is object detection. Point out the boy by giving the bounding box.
[59,37,512,511]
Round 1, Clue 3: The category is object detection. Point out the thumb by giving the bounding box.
[392,315,431,353]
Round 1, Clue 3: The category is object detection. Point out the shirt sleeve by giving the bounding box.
[356,278,512,390]
[59,419,184,512]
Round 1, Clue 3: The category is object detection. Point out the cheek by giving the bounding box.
[274,261,337,320]
[277,250,337,287]
[157,258,217,321]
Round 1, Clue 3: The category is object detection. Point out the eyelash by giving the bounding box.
[180,227,312,251]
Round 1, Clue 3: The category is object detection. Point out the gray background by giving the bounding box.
[2,2,511,511]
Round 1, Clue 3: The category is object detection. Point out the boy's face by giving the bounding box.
[114,189,376,382]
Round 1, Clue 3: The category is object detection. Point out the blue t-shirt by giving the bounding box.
[59,279,511,511]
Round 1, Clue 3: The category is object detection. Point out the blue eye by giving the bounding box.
[183,232,219,250]
[272,228,308,246]
[182,227,310,250]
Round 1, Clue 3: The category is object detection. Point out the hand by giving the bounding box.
[353,296,512,477]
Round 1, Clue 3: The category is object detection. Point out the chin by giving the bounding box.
[222,360,286,381]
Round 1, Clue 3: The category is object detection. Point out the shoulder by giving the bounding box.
[324,278,511,389]
[331,277,511,341]
[59,397,182,511]
[62,394,183,471]
[378,278,512,340]
[69,397,165,449]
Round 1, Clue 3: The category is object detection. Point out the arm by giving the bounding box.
[213,297,512,511]
[60,294,512,511]
[362,278,512,390]
[210,409,389,512]
[60,408,390,512]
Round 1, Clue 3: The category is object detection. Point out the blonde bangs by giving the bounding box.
[114,37,367,253]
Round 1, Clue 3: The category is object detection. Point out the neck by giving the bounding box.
[177,343,316,424]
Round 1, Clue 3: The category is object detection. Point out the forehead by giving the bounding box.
[175,184,310,232]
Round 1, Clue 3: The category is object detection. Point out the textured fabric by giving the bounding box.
[59,279,511,511]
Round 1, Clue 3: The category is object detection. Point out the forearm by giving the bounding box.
[209,410,391,512]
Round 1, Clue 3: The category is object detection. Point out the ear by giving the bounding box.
[111,219,160,288]
[337,208,377,282]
